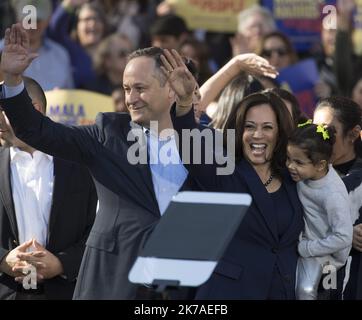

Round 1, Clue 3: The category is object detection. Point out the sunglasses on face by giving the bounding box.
[261,48,289,58]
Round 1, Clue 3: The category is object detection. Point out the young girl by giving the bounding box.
[286,121,353,300]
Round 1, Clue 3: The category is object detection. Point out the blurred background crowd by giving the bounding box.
[0,0,361,117]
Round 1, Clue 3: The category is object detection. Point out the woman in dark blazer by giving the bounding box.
[175,90,304,299]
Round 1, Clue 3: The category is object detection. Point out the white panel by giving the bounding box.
[129,257,217,287]
[173,191,252,206]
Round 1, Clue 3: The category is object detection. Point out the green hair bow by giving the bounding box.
[316,125,330,140]
[297,119,312,128]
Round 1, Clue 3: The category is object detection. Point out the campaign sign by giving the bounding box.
[166,0,258,32]
[45,90,114,125]
[276,59,320,117]
[261,0,336,52]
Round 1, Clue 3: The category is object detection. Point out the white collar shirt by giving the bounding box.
[143,128,188,215]
[10,147,54,246]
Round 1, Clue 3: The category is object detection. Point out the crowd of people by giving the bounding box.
[0,0,362,300]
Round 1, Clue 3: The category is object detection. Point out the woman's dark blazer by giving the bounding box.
[174,110,304,299]
[342,158,362,300]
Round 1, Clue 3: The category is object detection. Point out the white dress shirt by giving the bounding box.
[146,129,188,215]
[10,147,54,246]
[2,81,24,98]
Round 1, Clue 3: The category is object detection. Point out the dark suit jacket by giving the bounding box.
[173,109,304,299]
[341,158,362,300]
[194,161,303,299]
[0,147,97,299]
[1,89,197,299]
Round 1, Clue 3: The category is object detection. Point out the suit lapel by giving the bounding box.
[0,148,19,241]
[279,170,303,242]
[47,158,68,245]
[127,122,160,216]
[238,160,279,242]
[138,163,160,216]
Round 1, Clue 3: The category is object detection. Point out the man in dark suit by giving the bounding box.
[0,77,97,299]
[0,24,197,299]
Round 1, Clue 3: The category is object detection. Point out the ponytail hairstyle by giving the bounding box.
[315,97,362,158]
[289,122,336,164]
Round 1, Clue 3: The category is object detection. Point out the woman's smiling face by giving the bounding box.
[242,103,279,167]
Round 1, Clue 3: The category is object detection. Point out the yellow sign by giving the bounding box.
[166,0,258,32]
[45,89,114,125]
[273,0,322,19]
[353,0,362,55]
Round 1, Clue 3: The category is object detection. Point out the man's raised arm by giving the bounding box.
[1,24,37,89]
[0,24,101,164]
[160,49,196,117]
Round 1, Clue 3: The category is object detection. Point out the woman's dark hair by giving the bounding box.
[179,38,213,85]
[270,88,307,127]
[289,124,336,164]
[150,14,188,38]
[183,57,199,81]
[223,89,294,175]
[211,74,264,130]
[315,96,362,157]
